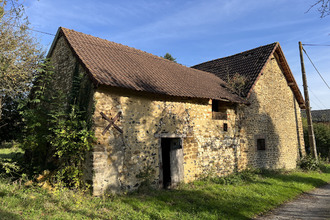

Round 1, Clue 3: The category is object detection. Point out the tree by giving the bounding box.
[303,118,330,159]
[0,0,43,121]
[307,0,330,17]
[227,73,247,97]
[163,53,177,63]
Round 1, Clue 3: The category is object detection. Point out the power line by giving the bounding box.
[309,87,328,109]
[302,43,330,47]
[310,99,322,110]
[5,1,55,36]
[27,28,55,36]
[302,46,330,89]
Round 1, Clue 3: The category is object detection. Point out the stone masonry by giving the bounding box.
[92,87,239,195]
[49,35,305,196]
[238,54,305,170]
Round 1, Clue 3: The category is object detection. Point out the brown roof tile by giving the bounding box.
[49,27,247,104]
[302,109,330,122]
[192,43,305,108]
[192,43,278,97]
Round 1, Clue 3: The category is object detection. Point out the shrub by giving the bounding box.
[298,155,320,171]
[303,118,330,159]
[19,60,95,190]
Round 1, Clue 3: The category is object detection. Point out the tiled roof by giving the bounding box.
[192,43,305,108]
[302,109,330,122]
[192,43,276,97]
[48,27,247,104]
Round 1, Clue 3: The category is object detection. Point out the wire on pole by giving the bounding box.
[302,47,330,89]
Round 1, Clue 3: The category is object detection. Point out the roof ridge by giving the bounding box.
[191,42,278,68]
[60,27,232,87]
[311,109,330,112]
[52,27,248,104]
[60,27,189,67]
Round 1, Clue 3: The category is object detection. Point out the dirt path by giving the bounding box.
[255,184,330,220]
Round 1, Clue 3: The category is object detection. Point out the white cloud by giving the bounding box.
[23,0,329,109]
[110,0,267,43]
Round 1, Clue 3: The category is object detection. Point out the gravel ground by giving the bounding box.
[255,184,330,220]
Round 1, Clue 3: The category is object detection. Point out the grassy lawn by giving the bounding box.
[1,146,330,220]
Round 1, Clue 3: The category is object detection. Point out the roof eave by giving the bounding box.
[47,27,100,88]
[245,43,306,109]
[46,27,63,59]
[274,45,306,109]
[246,42,279,99]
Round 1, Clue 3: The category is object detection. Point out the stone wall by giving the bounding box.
[49,35,96,185]
[92,87,240,195]
[49,35,94,114]
[239,54,305,170]
[49,36,305,196]
[49,36,76,105]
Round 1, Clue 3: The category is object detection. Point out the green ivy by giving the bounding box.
[48,105,95,189]
[19,59,58,169]
[19,59,95,190]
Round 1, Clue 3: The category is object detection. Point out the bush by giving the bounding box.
[19,60,95,190]
[303,118,330,159]
[298,155,320,171]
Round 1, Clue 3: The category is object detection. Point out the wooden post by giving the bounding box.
[299,41,318,162]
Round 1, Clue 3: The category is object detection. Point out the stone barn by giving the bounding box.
[193,42,306,170]
[47,27,305,196]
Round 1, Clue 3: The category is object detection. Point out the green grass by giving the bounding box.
[0,145,330,219]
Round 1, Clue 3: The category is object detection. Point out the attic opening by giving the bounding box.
[212,100,228,120]
[160,138,184,189]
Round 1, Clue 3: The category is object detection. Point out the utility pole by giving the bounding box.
[299,41,318,162]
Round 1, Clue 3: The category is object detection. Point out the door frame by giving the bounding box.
[155,133,186,189]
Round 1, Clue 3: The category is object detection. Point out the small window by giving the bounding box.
[257,138,266,150]
[212,100,227,120]
[223,123,228,132]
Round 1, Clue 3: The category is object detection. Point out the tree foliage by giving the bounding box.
[227,72,247,96]
[0,0,43,120]
[0,96,23,142]
[20,60,95,189]
[303,118,330,159]
[307,0,330,17]
[163,53,177,63]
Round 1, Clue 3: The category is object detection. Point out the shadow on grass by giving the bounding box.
[121,188,275,219]
[119,170,330,219]
[0,208,21,220]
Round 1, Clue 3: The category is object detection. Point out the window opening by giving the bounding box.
[257,138,266,150]
[212,100,228,120]
[223,123,228,132]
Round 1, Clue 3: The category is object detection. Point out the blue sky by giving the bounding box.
[24,0,329,110]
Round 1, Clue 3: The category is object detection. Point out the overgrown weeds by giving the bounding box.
[1,164,330,219]
[298,155,320,171]
[17,60,95,191]
[199,167,260,185]
[0,142,24,178]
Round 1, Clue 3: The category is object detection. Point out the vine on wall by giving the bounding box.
[20,59,95,189]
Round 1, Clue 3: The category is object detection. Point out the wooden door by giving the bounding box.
[170,138,184,187]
